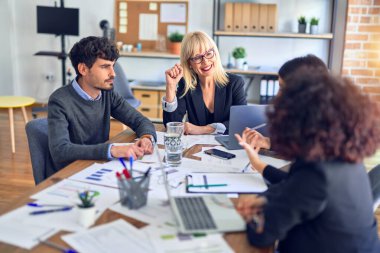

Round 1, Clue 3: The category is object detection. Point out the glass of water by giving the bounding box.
[164,122,184,166]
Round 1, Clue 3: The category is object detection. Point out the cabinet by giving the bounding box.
[212,0,346,74]
[131,84,166,122]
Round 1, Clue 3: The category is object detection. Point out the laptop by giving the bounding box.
[215,105,268,150]
[154,146,245,234]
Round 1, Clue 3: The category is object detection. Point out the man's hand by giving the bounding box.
[110,144,144,160]
[135,137,154,154]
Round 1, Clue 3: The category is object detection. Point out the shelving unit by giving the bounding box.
[212,0,346,73]
[214,31,333,40]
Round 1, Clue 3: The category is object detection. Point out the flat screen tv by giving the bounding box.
[37,6,79,36]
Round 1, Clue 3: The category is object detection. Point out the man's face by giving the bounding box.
[82,58,116,91]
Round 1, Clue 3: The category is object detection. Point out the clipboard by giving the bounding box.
[186,172,268,194]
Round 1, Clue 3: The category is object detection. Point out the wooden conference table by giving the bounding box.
[0,126,273,253]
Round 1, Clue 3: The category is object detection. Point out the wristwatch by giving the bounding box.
[140,135,156,145]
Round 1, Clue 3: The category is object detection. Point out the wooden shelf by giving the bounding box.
[119,51,180,59]
[226,66,279,76]
[214,30,334,40]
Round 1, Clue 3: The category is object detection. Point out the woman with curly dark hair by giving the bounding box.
[235,69,380,253]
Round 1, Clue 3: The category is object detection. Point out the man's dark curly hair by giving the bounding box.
[69,36,119,77]
[268,67,380,162]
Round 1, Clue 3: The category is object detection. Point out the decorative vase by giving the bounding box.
[168,42,181,55]
[298,24,306,33]
[235,58,244,70]
[310,25,319,34]
[77,205,96,227]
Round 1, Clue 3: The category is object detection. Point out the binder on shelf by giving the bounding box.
[250,3,260,32]
[259,4,268,32]
[267,4,278,33]
[233,2,242,32]
[241,3,251,33]
[224,2,234,32]
[260,77,268,104]
[274,80,280,96]
[267,78,275,103]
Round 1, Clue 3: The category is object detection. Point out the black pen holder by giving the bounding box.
[117,176,150,210]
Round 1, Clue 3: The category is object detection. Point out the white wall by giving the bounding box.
[0,0,16,95]
[3,0,332,102]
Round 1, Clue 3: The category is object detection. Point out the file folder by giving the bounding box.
[241,3,251,32]
[250,3,260,32]
[224,2,234,32]
[233,2,242,32]
[267,4,278,33]
[259,4,268,32]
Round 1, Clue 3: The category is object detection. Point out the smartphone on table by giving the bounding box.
[204,149,236,160]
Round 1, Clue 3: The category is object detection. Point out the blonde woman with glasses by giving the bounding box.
[162,31,247,135]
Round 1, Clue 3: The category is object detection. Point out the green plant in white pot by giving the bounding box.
[232,47,247,70]
[77,190,99,227]
[298,16,307,33]
[310,17,319,34]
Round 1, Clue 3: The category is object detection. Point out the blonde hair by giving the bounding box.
[180,31,228,97]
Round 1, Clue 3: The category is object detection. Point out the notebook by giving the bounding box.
[215,105,268,150]
[154,146,245,234]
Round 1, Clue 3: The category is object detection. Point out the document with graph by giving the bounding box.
[186,172,268,194]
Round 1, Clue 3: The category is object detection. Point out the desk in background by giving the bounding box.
[130,82,166,122]
[0,126,274,253]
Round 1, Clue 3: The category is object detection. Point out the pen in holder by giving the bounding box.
[117,173,150,210]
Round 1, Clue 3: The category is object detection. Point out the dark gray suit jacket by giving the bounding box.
[248,160,380,253]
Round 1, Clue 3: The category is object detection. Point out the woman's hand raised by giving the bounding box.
[165,63,183,103]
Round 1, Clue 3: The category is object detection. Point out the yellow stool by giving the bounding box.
[0,96,36,153]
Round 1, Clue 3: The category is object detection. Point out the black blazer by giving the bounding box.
[248,160,380,253]
[163,73,247,133]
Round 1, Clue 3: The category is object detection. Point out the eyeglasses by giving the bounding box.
[189,48,215,64]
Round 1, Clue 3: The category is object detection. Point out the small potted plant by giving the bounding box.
[77,190,99,227]
[232,47,247,70]
[310,17,319,34]
[168,31,184,55]
[298,16,307,33]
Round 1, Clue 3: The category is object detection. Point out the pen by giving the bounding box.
[116,171,129,191]
[251,123,266,131]
[29,206,73,215]
[27,202,68,208]
[129,156,134,177]
[119,158,131,179]
[119,157,127,169]
[143,166,152,179]
[188,184,228,188]
[203,175,209,189]
[39,239,78,253]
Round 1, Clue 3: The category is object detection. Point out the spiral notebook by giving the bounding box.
[186,172,268,194]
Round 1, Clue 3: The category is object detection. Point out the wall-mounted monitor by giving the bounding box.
[37,6,79,36]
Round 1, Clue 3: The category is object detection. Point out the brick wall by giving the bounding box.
[343,0,380,101]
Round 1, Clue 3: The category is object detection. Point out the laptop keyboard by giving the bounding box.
[174,197,217,230]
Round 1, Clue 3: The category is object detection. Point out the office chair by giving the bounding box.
[25,118,57,185]
[113,62,141,108]
[368,164,380,211]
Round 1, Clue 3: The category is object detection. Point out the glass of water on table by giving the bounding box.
[164,122,184,166]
